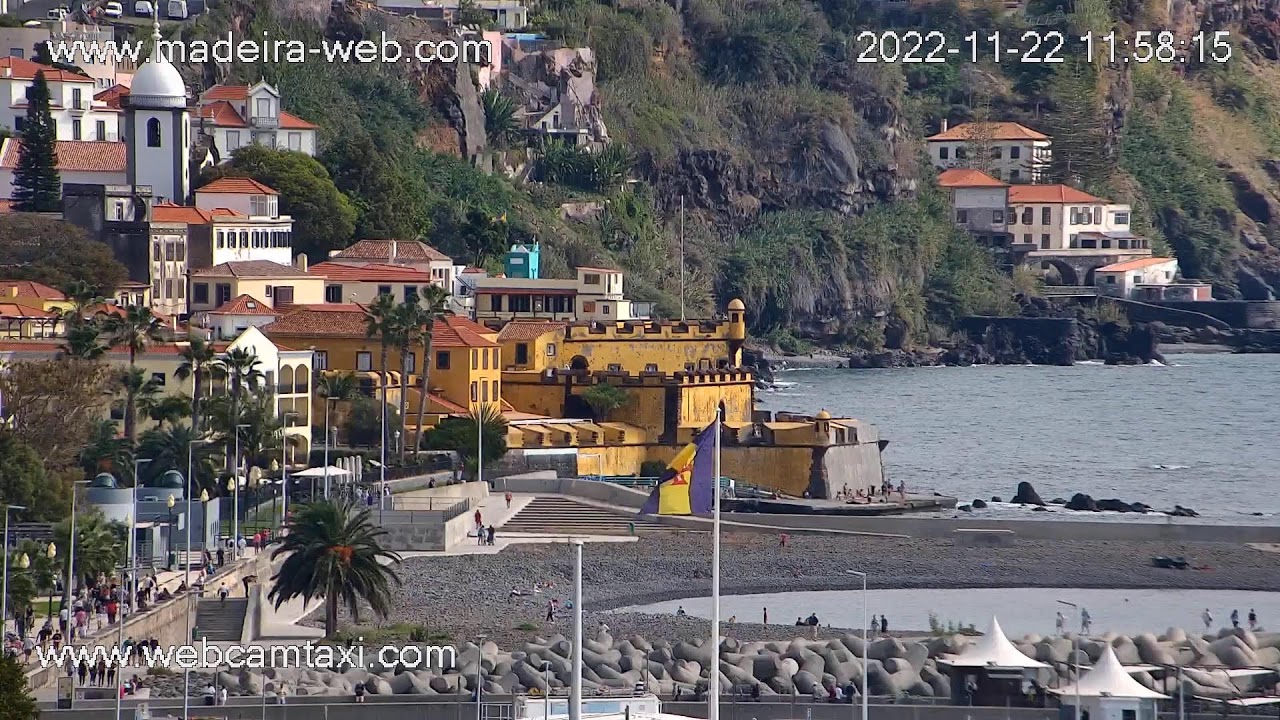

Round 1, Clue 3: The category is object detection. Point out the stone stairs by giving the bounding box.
[499,496,697,535]
[194,598,248,642]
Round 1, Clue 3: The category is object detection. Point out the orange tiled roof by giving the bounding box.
[0,302,56,318]
[1097,257,1175,273]
[926,122,1050,142]
[197,177,279,195]
[200,85,250,101]
[152,202,213,225]
[576,266,620,273]
[1008,185,1107,204]
[263,306,497,347]
[309,262,436,283]
[332,239,451,263]
[937,168,1007,188]
[209,208,247,218]
[0,56,92,83]
[94,84,129,109]
[190,261,310,278]
[497,321,565,341]
[0,139,125,172]
[278,111,318,130]
[0,339,222,355]
[0,280,65,301]
[197,100,247,128]
[207,294,277,316]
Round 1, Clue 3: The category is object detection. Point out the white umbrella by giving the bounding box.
[292,466,352,478]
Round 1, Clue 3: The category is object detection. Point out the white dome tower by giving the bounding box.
[124,14,190,204]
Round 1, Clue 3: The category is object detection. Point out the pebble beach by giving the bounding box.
[320,532,1280,646]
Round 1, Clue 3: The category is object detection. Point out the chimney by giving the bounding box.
[940,119,948,132]
[390,239,398,265]
[8,286,16,297]
[294,254,308,272]
[2,68,11,78]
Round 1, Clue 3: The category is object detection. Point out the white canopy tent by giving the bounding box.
[938,617,1049,669]
[1050,646,1168,699]
[293,466,353,478]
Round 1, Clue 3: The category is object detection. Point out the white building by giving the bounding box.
[0,138,125,197]
[927,121,1052,183]
[309,261,443,305]
[121,20,190,205]
[471,266,650,323]
[327,239,455,290]
[937,168,1010,248]
[195,177,294,267]
[1094,257,1200,299]
[1051,645,1166,720]
[192,293,280,341]
[148,217,189,318]
[0,56,120,141]
[194,81,319,161]
[219,325,314,463]
[1008,185,1147,253]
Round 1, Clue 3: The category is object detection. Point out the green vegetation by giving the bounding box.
[12,71,59,213]
[0,654,39,720]
[423,404,509,478]
[581,384,629,421]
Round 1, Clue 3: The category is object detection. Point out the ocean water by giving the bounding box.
[757,353,1280,521]
[619,588,1275,637]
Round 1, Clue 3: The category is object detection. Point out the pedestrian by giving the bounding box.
[505,491,513,509]
[216,547,225,567]
[1080,608,1092,635]
[277,683,288,704]
[218,583,229,605]
[105,663,116,687]
[881,614,888,633]
[1231,609,1240,628]
[1249,609,1258,630]
[355,681,366,703]
[1055,611,1066,636]
[474,509,482,527]
[486,525,496,545]
[763,607,768,625]
[77,659,88,685]
[871,615,880,635]
[1202,608,1214,630]
[242,575,253,597]
[546,599,555,622]
[96,658,106,686]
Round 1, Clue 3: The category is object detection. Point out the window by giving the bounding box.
[1041,207,1051,225]
[216,283,232,305]
[1106,276,1116,284]
[546,343,557,357]
[1069,208,1080,225]
[491,348,498,367]
[1009,169,1020,181]
[314,351,328,370]
[72,119,81,140]
[602,304,611,315]
[153,242,162,261]
[583,301,596,313]
[152,280,161,298]
[1041,233,1050,247]
[325,285,342,303]
[1022,234,1032,245]
[404,286,418,302]
[993,210,1004,224]
[991,146,1002,159]
[95,120,105,140]
[7,48,19,58]
[956,147,968,160]
[515,343,529,365]
[481,382,489,402]
[436,351,451,369]
[13,117,22,132]
[165,243,176,261]
[164,279,173,298]
[151,372,166,386]
[1010,146,1021,159]
[72,87,82,109]
[250,195,271,216]
[583,273,601,285]
[176,242,185,261]
[288,132,301,151]
[1113,212,1130,226]
[470,382,478,402]
[240,231,249,248]
[1021,208,1032,225]
[146,117,161,147]
[265,285,273,298]
[1101,238,1112,249]
[356,352,373,371]
[177,282,184,299]
[405,352,416,373]
[193,283,209,304]
[377,285,392,297]
[255,97,271,118]
[482,349,488,370]
[274,286,294,305]
[227,131,240,150]
[471,349,478,370]
[956,209,969,224]
[491,380,498,400]
[645,363,658,373]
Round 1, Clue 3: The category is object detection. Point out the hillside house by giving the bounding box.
[927,121,1052,183]
[194,82,319,160]
[937,168,1010,247]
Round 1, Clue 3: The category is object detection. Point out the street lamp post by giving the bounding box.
[2,503,28,635]
[165,495,176,569]
[475,633,488,720]
[44,542,56,619]
[323,397,337,499]
[847,570,868,720]
[232,423,250,558]
[130,459,152,614]
[1058,599,1082,720]
[183,434,209,720]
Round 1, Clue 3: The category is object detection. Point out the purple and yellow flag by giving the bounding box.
[639,424,716,516]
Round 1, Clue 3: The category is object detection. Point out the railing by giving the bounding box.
[1041,285,1099,297]
[250,115,280,128]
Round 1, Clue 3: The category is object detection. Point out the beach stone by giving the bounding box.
[904,642,929,670]
[1012,482,1045,505]
[972,499,988,509]
[868,637,906,660]
[922,665,950,696]
[1111,638,1141,664]
[792,670,821,694]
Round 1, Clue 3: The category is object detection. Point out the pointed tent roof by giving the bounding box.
[1052,645,1168,699]
[940,617,1049,669]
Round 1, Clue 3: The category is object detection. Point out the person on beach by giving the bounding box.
[1249,609,1258,630]
[676,606,686,616]
[1055,611,1066,636]
[1202,608,1214,630]
[546,599,556,621]
[763,607,768,624]
[1080,608,1092,635]
[881,615,889,633]
[1231,609,1240,628]
[871,616,880,634]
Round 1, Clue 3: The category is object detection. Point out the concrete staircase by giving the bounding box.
[194,598,248,641]
[499,496,695,535]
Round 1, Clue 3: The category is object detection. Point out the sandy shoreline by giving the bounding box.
[322,532,1280,646]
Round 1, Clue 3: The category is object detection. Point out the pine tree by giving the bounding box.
[12,70,62,213]
[0,655,39,720]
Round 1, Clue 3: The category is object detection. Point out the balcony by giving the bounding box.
[249,115,279,129]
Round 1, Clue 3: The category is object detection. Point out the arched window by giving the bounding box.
[146,118,161,147]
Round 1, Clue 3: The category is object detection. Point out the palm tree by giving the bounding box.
[316,371,358,451]
[411,286,451,460]
[59,280,104,326]
[390,300,423,464]
[78,419,133,480]
[106,305,165,366]
[268,499,402,637]
[362,294,398,459]
[115,366,162,444]
[217,348,265,473]
[481,89,518,148]
[176,336,220,435]
[207,392,283,469]
[145,394,192,428]
[137,423,219,492]
[54,507,124,599]
[59,320,108,360]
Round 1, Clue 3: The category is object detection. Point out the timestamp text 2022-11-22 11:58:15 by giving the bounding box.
[851,29,1233,65]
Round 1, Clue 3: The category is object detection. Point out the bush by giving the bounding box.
[343,397,402,448]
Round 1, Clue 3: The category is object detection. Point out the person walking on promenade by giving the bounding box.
[1249,609,1258,630]
[1202,608,1214,630]
[1080,608,1092,635]
[1055,611,1066,636]
[505,491,513,509]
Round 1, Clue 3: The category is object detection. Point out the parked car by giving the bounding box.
[166,0,186,18]
[103,1,123,17]
[134,0,153,15]
[45,7,67,19]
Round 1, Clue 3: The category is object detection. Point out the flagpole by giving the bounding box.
[709,410,721,720]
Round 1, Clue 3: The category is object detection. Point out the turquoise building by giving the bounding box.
[504,242,541,279]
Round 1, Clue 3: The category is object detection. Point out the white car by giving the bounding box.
[103,1,123,17]
[134,0,153,16]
